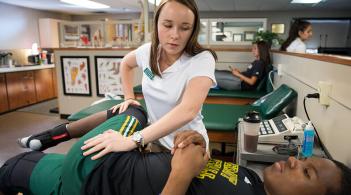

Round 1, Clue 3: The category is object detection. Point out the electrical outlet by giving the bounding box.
[277,64,283,76]
[318,81,332,106]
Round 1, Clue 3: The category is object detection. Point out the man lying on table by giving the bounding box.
[1,106,350,195]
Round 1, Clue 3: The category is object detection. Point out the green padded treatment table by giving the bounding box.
[251,84,297,119]
[207,89,266,99]
[206,72,273,99]
[202,104,258,131]
[134,85,267,100]
[68,99,257,132]
[69,84,296,132]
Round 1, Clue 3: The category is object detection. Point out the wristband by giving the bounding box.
[124,98,135,101]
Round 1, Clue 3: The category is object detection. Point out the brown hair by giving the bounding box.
[280,19,311,51]
[149,0,217,77]
[255,40,271,73]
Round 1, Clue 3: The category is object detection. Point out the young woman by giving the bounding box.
[280,19,313,53]
[215,41,271,91]
[18,0,217,159]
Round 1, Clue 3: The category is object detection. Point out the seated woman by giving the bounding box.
[1,109,350,195]
[215,40,271,91]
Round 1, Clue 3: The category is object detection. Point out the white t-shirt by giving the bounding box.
[286,38,306,53]
[135,43,216,150]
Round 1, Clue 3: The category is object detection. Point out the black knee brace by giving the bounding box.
[26,123,71,151]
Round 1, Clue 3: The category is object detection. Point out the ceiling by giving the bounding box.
[0,0,350,15]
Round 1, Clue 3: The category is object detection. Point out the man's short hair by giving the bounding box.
[327,159,351,195]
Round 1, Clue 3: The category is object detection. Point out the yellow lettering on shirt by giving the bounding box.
[220,162,239,185]
[197,159,222,180]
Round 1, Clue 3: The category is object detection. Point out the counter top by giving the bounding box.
[53,46,252,52]
[273,50,351,66]
[0,64,55,73]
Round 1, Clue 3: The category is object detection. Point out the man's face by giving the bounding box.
[263,157,341,195]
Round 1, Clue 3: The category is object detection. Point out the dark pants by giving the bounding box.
[0,151,45,195]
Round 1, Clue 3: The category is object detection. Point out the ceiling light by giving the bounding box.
[60,0,110,9]
[291,0,323,4]
[148,0,161,6]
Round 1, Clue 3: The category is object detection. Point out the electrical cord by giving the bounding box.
[268,70,276,90]
[303,93,332,159]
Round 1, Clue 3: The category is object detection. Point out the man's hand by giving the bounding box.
[161,144,209,195]
[171,130,206,155]
[171,144,209,179]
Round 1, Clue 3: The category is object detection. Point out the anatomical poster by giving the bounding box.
[61,56,91,96]
[95,56,123,97]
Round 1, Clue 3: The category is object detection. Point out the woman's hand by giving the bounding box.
[171,130,206,154]
[111,99,141,114]
[81,129,136,160]
[231,68,241,78]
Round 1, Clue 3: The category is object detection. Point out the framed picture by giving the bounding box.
[271,23,285,34]
[233,33,243,42]
[244,31,256,41]
[94,56,124,97]
[61,56,91,96]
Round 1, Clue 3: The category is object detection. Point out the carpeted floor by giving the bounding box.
[17,99,59,116]
[0,100,75,167]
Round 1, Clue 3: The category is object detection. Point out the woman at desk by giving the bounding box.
[280,19,313,53]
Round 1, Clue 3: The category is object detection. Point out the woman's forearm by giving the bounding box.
[141,103,197,144]
[236,73,257,86]
[120,61,136,100]
[141,77,211,145]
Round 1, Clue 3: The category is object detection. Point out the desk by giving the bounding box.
[236,121,326,166]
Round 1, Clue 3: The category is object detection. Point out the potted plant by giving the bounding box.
[254,30,284,48]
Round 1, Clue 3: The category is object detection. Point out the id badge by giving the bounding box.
[144,67,154,80]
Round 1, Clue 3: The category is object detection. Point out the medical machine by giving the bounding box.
[258,114,305,144]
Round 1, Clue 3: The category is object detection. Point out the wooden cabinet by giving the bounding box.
[52,68,58,97]
[6,71,36,109]
[34,69,55,102]
[0,74,9,113]
[39,18,60,48]
[0,68,57,113]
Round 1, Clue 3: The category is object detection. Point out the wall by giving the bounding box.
[272,53,351,166]
[0,2,71,50]
[307,20,350,48]
[200,10,351,48]
[71,13,141,21]
[347,20,351,47]
[54,48,253,115]
[54,49,140,115]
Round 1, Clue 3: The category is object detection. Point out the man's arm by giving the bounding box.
[161,144,208,195]
[171,130,206,154]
